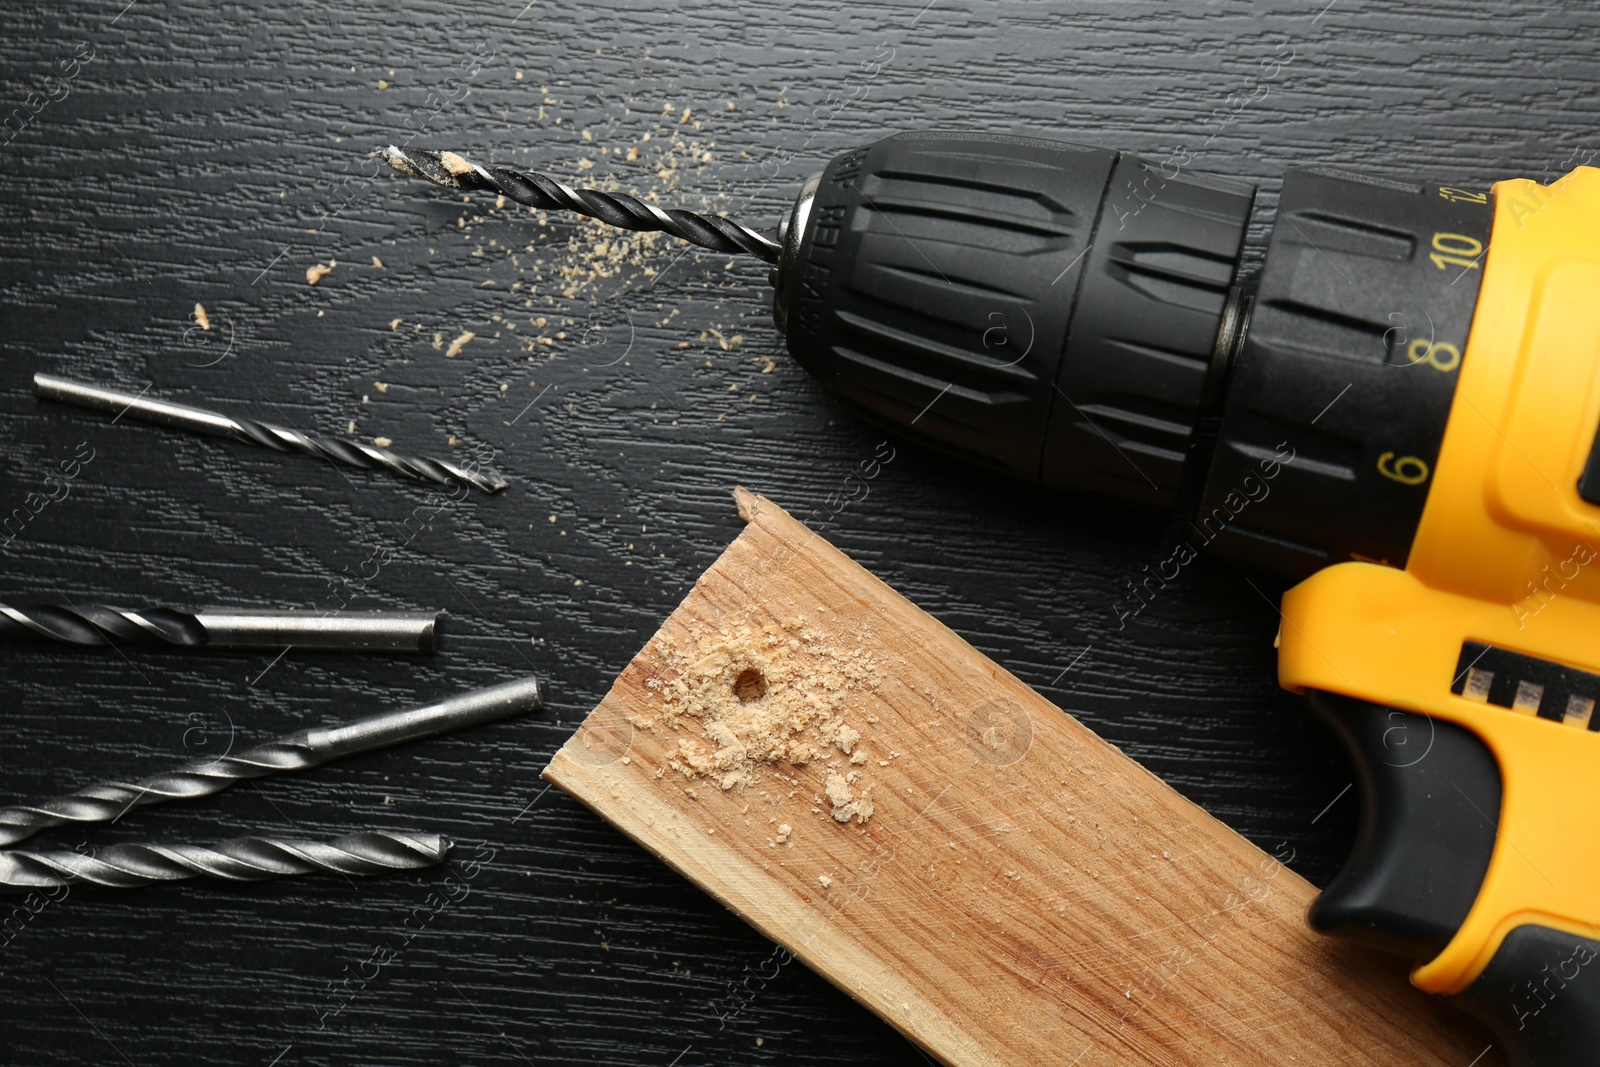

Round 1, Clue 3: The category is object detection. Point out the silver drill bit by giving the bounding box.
[0,676,545,846]
[382,145,782,263]
[33,373,508,495]
[0,602,442,653]
[0,831,450,890]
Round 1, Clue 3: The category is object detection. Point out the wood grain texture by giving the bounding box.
[2,0,1593,1062]
[547,490,1492,1066]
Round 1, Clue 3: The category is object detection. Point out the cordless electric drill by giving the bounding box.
[388,131,1600,1065]
[772,132,1600,1067]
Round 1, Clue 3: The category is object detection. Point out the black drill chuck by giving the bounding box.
[773,132,1492,579]
[773,132,1254,512]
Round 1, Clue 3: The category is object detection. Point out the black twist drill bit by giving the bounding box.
[33,373,508,495]
[0,831,450,890]
[0,601,441,652]
[382,145,782,263]
[0,676,545,847]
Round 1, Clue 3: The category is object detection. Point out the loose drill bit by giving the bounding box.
[0,676,545,846]
[33,373,508,495]
[0,831,450,890]
[382,145,781,263]
[0,602,442,653]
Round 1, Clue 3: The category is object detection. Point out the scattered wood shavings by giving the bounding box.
[373,436,393,448]
[371,255,384,268]
[427,102,765,366]
[824,772,874,824]
[193,303,210,331]
[306,261,335,285]
[445,331,475,358]
[389,318,403,331]
[438,151,475,178]
[373,381,389,393]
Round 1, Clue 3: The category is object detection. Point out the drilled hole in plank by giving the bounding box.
[732,667,769,703]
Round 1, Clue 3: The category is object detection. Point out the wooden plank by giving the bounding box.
[544,489,1495,1067]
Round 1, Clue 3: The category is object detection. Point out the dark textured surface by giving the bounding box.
[0,1,1592,1063]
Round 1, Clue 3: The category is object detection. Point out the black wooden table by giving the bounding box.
[2,2,1593,1063]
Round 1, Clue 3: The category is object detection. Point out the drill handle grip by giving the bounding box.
[1307,692,1600,1064]
[1452,927,1600,1067]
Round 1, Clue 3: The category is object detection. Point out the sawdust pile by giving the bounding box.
[631,615,881,823]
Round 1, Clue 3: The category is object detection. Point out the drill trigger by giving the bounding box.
[1306,691,1502,961]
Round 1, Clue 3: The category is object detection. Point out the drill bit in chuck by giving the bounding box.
[33,373,508,495]
[0,601,442,653]
[0,831,450,890]
[0,676,545,847]
[382,145,781,263]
